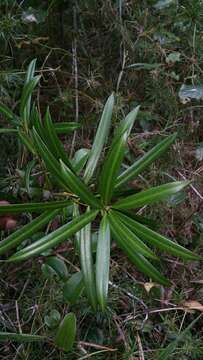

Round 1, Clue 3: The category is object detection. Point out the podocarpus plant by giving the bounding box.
[0,60,201,314]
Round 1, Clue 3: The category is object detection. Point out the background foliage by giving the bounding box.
[0,1,203,359]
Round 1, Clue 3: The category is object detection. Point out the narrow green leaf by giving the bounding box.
[44,108,73,169]
[25,159,36,196]
[46,256,69,281]
[109,211,158,260]
[84,93,114,184]
[0,199,71,214]
[113,181,190,210]
[108,212,170,286]
[0,128,17,134]
[63,271,84,304]
[99,106,140,204]
[60,160,101,208]
[0,210,59,255]
[55,313,76,352]
[9,209,98,261]
[96,215,111,311]
[25,59,37,84]
[0,332,45,343]
[71,148,90,174]
[18,130,36,154]
[115,211,201,260]
[0,103,18,125]
[32,128,70,191]
[116,133,177,189]
[54,122,81,134]
[20,76,41,129]
[80,219,97,310]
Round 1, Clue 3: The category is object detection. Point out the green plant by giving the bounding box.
[0,60,201,317]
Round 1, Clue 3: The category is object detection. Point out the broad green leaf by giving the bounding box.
[46,256,68,281]
[44,309,61,329]
[60,160,101,209]
[157,314,202,360]
[44,108,73,169]
[54,122,81,134]
[113,181,189,210]
[0,199,71,214]
[84,93,114,184]
[108,212,169,286]
[109,211,158,260]
[96,215,111,311]
[99,106,140,204]
[80,219,97,310]
[63,271,84,304]
[9,209,98,261]
[32,128,71,191]
[18,130,36,154]
[0,210,59,255]
[115,211,201,260]
[55,313,76,352]
[71,148,90,173]
[115,133,177,189]
[0,332,45,343]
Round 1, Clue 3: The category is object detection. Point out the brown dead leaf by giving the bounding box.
[182,300,203,312]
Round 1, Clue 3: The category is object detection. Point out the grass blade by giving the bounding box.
[20,76,41,127]
[9,209,98,261]
[80,217,97,311]
[0,103,18,125]
[84,93,114,184]
[60,160,101,208]
[115,211,201,260]
[115,133,177,189]
[113,181,190,210]
[0,210,59,255]
[96,215,111,311]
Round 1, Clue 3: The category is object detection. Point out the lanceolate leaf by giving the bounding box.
[0,210,59,255]
[115,133,177,189]
[18,129,36,154]
[71,148,89,174]
[54,122,81,134]
[0,199,71,214]
[80,219,97,311]
[109,211,158,260]
[0,332,45,343]
[113,181,190,210]
[46,256,69,281]
[108,212,169,286]
[44,108,73,169]
[63,271,84,304]
[55,313,76,352]
[99,106,140,205]
[25,58,37,84]
[60,160,101,209]
[96,215,111,311]
[8,210,98,262]
[0,103,18,125]
[32,128,71,191]
[20,75,41,129]
[115,211,201,260]
[84,93,114,184]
